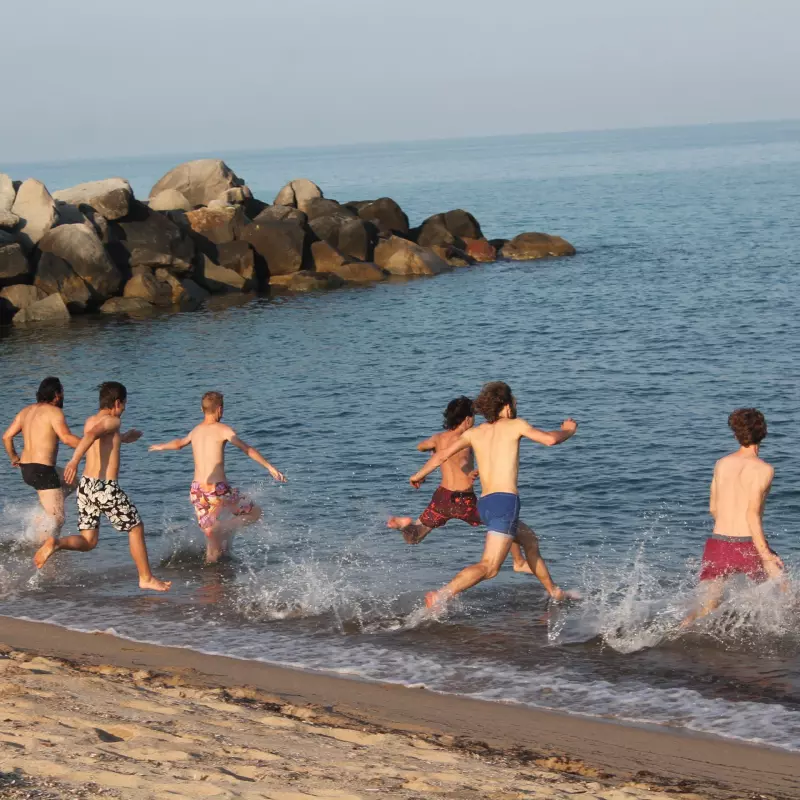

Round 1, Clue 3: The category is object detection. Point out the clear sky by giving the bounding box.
[3,0,799,163]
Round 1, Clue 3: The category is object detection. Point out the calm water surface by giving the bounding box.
[2,121,800,749]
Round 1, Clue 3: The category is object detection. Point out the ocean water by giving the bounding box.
[2,121,800,750]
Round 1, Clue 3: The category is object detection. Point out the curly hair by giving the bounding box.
[443,396,473,430]
[728,408,767,447]
[474,381,516,423]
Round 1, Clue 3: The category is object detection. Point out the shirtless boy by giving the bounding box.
[33,382,171,592]
[409,381,577,608]
[387,396,532,572]
[682,408,784,626]
[149,391,286,563]
[3,377,81,540]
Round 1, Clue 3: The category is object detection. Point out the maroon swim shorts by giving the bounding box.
[419,487,481,529]
[699,534,770,582]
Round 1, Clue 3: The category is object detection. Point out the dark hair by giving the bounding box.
[36,377,63,404]
[443,396,473,430]
[202,391,224,413]
[728,408,767,447]
[474,381,515,423]
[98,381,127,410]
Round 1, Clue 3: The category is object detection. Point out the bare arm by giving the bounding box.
[746,466,782,574]
[64,417,121,484]
[230,434,287,482]
[410,434,471,488]
[2,413,23,467]
[52,410,81,449]
[709,469,718,519]
[519,418,578,447]
[149,433,192,452]
[416,434,437,452]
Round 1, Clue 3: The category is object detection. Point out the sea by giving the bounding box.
[2,120,800,750]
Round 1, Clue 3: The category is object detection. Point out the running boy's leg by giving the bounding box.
[33,528,98,568]
[514,521,564,599]
[128,522,171,591]
[33,487,67,542]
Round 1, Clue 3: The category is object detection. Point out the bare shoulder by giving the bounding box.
[755,458,775,481]
[218,423,237,441]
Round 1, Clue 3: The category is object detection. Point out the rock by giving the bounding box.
[242,197,269,219]
[154,268,189,305]
[303,198,356,222]
[373,236,449,276]
[38,224,122,302]
[54,200,91,227]
[326,261,388,284]
[500,232,576,260]
[13,292,70,324]
[463,237,497,263]
[415,213,464,249]
[0,173,15,214]
[489,238,509,251]
[274,179,323,211]
[185,205,247,245]
[34,253,92,313]
[444,209,483,240]
[0,242,31,287]
[52,178,133,220]
[197,257,252,293]
[180,278,210,308]
[150,160,247,208]
[278,270,344,292]
[108,201,194,276]
[149,189,192,212]
[0,284,45,311]
[432,244,475,267]
[337,218,378,262]
[0,296,14,325]
[123,273,172,307]
[253,205,308,226]
[348,197,410,236]
[100,296,156,314]
[310,240,348,272]
[0,230,17,245]
[0,210,19,229]
[11,179,58,250]
[241,219,307,277]
[216,241,258,285]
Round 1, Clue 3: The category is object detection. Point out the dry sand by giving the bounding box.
[0,616,798,800]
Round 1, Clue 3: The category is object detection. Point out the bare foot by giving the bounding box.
[139,576,172,592]
[34,537,59,569]
[513,561,534,574]
[387,516,412,530]
[549,587,581,602]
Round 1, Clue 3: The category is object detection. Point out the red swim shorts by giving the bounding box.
[699,535,769,582]
[419,487,481,529]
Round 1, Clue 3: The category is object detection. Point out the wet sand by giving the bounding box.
[0,615,798,799]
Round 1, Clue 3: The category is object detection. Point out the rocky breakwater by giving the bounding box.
[0,160,576,327]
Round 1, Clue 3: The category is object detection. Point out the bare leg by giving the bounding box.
[388,516,433,545]
[514,521,565,599]
[127,523,171,591]
[32,488,66,543]
[34,529,98,569]
[205,504,262,564]
[511,543,533,573]
[426,532,513,608]
[681,579,725,628]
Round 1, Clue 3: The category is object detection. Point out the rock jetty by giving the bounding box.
[0,159,576,326]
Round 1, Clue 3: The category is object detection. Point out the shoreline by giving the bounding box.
[1,614,798,798]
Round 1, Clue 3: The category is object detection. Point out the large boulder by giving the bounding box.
[149,189,192,212]
[52,178,133,220]
[0,174,18,229]
[463,237,497,263]
[310,215,377,262]
[310,240,348,272]
[443,209,483,240]
[0,284,45,312]
[180,278,210,308]
[108,201,194,275]
[150,160,249,208]
[500,232,576,260]
[432,244,475,268]
[274,179,323,211]
[325,261,388,284]
[348,198,409,236]
[277,270,344,292]
[414,210,483,249]
[11,179,58,250]
[34,253,92,313]
[38,224,122,302]
[99,296,156,314]
[13,292,70,324]
[197,257,253,293]
[153,268,191,306]
[185,205,247,245]
[216,241,259,286]
[123,273,173,307]
[0,209,19,229]
[240,219,306,277]
[0,242,31,287]
[304,198,356,222]
[253,205,308,226]
[373,236,449,276]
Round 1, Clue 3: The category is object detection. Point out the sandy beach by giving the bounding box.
[0,616,797,799]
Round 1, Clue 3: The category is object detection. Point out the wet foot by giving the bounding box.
[387,516,412,530]
[513,561,534,574]
[33,537,59,569]
[549,587,581,602]
[139,576,172,592]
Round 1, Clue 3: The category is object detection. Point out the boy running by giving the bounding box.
[149,391,286,563]
[682,408,785,626]
[409,381,577,608]
[3,377,80,541]
[34,382,171,592]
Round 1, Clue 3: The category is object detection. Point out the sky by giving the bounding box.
[2,0,800,163]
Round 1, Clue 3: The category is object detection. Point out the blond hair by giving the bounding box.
[201,391,224,413]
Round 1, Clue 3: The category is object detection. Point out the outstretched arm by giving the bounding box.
[64,417,120,484]
[53,411,81,449]
[747,467,783,577]
[519,418,577,447]
[2,414,23,467]
[410,434,471,488]
[230,434,287,482]
[416,435,437,452]
[149,433,192,452]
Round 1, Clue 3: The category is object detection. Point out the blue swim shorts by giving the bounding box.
[477,492,520,538]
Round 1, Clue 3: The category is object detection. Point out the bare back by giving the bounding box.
[466,419,523,496]
[19,404,66,466]
[190,421,233,487]
[432,429,475,492]
[711,452,773,538]
[83,413,122,480]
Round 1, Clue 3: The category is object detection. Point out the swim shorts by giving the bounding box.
[190,481,254,532]
[477,492,521,538]
[419,487,481,529]
[77,477,141,533]
[20,462,61,491]
[699,534,771,582]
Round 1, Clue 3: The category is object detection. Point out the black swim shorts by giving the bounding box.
[20,462,62,491]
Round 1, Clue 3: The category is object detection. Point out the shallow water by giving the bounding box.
[2,120,800,749]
